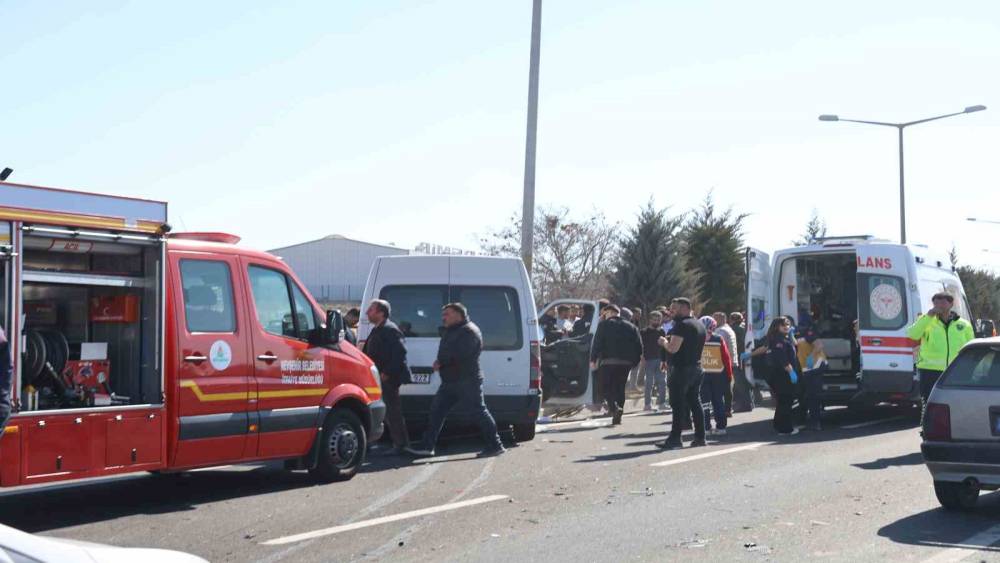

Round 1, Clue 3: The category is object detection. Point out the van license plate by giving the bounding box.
[411,373,431,384]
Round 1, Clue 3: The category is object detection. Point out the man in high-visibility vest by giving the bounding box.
[906,292,976,404]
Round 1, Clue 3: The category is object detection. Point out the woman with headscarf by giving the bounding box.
[699,316,733,436]
[765,317,800,435]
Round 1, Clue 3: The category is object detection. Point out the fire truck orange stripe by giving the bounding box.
[180,380,252,402]
[256,388,329,399]
[2,426,18,435]
[180,380,335,402]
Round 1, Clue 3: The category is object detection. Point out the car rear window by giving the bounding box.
[451,286,522,351]
[379,285,448,338]
[941,346,1000,388]
[378,284,522,350]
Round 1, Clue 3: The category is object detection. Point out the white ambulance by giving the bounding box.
[745,236,975,408]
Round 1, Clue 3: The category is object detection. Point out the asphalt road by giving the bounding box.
[3,399,1000,562]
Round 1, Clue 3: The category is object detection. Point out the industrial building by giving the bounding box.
[269,235,409,304]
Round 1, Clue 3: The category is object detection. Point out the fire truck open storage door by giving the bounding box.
[855,245,916,397]
[744,248,772,387]
[16,225,166,482]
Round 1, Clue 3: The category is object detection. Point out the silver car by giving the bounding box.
[921,337,1000,510]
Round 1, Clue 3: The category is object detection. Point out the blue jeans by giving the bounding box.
[643,359,666,408]
[701,371,728,430]
[420,378,502,451]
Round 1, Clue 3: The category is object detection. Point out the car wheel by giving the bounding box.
[310,410,367,483]
[934,480,979,510]
[513,422,536,442]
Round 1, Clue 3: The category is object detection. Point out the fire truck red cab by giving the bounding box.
[0,182,384,487]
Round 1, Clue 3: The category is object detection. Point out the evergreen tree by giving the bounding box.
[612,200,701,314]
[794,210,828,246]
[682,193,748,313]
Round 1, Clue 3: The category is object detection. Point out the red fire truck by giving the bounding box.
[0,182,384,487]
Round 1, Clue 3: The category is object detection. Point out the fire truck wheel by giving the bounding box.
[310,409,367,482]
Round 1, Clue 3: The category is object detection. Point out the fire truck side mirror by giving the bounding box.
[325,310,345,345]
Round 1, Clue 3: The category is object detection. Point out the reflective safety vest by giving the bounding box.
[906,313,976,371]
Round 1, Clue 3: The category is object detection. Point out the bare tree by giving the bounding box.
[480,206,619,304]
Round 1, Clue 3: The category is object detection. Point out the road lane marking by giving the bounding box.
[922,523,1000,563]
[840,416,906,430]
[650,442,767,467]
[261,494,509,546]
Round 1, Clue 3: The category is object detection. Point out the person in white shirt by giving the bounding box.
[713,312,739,417]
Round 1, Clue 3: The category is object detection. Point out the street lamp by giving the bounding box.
[520,0,543,274]
[819,105,986,244]
[968,217,1000,226]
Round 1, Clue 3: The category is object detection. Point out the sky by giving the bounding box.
[3,0,1000,270]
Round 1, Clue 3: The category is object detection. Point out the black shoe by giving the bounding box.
[689,439,708,448]
[612,409,623,426]
[477,446,507,458]
[657,440,683,450]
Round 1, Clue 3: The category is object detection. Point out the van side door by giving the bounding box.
[242,260,328,459]
[856,246,915,394]
[745,248,772,386]
[171,253,252,466]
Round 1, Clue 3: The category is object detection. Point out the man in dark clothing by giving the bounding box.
[362,299,413,455]
[590,305,643,425]
[570,303,596,338]
[657,298,707,450]
[408,303,505,457]
[641,311,669,411]
[729,312,754,412]
[0,328,10,435]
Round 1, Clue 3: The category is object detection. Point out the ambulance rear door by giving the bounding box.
[856,245,916,395]
[744,248,771,386]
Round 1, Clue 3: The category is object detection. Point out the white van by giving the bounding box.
[746,236,975,407]
[358,255,541,442]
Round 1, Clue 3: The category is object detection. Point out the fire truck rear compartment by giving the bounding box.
[20,232,162,412]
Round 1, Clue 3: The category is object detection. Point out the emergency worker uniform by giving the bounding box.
[906,312,975,402]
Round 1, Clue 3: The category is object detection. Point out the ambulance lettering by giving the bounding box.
[856,256,893,270]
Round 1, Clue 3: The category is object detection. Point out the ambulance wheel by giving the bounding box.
[513,422,536,442]
[310,410,366,483]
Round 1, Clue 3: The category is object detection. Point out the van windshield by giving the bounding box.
[941,347,1000,388]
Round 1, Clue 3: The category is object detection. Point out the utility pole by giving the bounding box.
[520,0,542,274]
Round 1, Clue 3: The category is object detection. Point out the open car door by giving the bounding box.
[536,299,599,408]
[855,245,916,397]
[745,248,772,387]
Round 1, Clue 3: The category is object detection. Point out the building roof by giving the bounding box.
[269,234,406,254]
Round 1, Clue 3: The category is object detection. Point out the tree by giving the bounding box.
[682,193,748,313]
[957,266,1000,322]
[611,200,702,314]
[794,210,828,246]
[949,245,960,269]
[480,206,619,305]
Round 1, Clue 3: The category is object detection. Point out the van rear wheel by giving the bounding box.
[934,480,979,510]
[310,410,366,483]
[513,422,536,442]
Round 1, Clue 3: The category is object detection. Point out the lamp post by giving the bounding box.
[520,0,543,274]
[819,105,986,245]
[968,217,1000,226]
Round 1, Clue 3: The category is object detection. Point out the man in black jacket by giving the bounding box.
[590,304,642,425]
[407,303,505,458]
[362,299,412,455]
